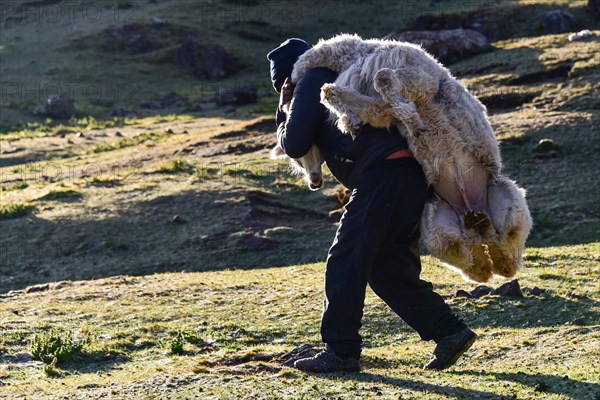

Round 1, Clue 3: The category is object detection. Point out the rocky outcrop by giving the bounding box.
[33,94,75,119]
[100,22,237,79]
[177,40,237,80]
[385,28,490,64]
[540,10,581,34]
[215,86,258,106]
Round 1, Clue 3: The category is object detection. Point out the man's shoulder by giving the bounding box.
[298,67,338,86]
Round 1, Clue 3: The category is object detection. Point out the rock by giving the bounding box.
[115,131,123,137]
[540,10,580,34]
[587,0,600,16]
[151,16,167,28]
[263,226,298,240]
[568,29,593,41]
[471,285,494,298]
[570,318,587,326]
[24,283,50,293]
[165,128,174,134]
[177,40,237,79]
[527,287,546,296]
[171,214,185,224]
[75,131,84,138]
[535,138,561,154]
[455,289,473,298]
[491,279,524,298]
[215,86,258,106]
[385,28,490,64]
[43,94,75,119]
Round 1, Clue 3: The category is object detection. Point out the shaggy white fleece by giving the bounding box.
[289,34,532,283]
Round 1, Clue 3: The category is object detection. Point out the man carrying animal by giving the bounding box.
[267,38,476,373]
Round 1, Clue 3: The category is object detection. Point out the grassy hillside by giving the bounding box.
[0,0,594,129]
[0,0,599,398]
[1,245,598,399]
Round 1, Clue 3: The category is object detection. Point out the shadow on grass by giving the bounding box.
[451,370,600,400]
[0,184,338,293]
[331,371,515,400]
[56,351,129,376]
[459,290,600,329]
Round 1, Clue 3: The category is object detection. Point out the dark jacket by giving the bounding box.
[276,67,409,189]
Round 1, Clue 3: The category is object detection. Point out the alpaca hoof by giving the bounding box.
[339,112,364,136]
[321,84,337,102]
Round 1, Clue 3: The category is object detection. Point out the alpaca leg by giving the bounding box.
[421,196,493,282]
[320,84,364,135]
[373,68,425,135]
[321,83,396,135]
[486,178,532,277]
[488,236,519,278]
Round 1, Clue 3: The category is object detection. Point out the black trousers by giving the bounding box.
[321,158,466,359]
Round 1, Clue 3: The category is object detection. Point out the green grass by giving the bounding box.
[0,202,35,220]
[156,158,195,174]
[91,131,169,153]
[0,244,598,398]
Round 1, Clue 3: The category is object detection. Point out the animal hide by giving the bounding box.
[291,34,533,282]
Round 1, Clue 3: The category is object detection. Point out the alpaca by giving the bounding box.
[270,143,325,191]
[290,34,532,282]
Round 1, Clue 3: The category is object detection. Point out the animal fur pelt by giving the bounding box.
[291,34,533,283]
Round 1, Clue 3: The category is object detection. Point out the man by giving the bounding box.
[267,38,476,373]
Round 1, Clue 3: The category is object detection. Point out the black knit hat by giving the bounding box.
[267,38,310,92]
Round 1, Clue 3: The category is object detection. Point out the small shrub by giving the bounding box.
[30,329,87,365]
[0,181,28,192]
[169,332,186,355]
[37,189,83,202]
[163,330,207,355]
[158,158,195,174]
[0,203,35,220]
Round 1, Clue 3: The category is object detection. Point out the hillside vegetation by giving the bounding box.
[0,0,599,399]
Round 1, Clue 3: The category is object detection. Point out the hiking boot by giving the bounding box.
[293,345,360,373]
[424,328,477,370]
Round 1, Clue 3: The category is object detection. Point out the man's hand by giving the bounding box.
[279,78,295,114]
